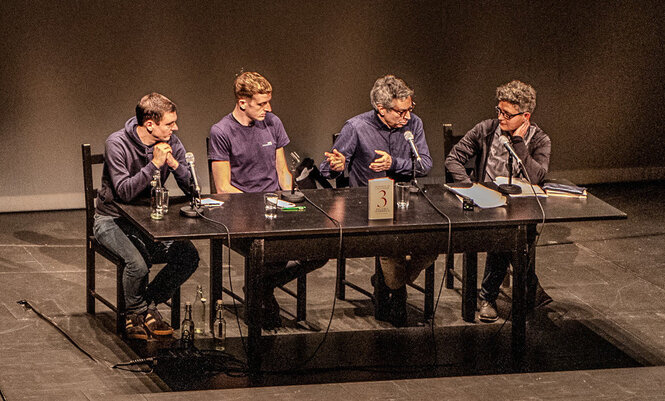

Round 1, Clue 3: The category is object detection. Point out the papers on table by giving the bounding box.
[200,198,224,206]
[494,177,546,197]
[445,183,507,209]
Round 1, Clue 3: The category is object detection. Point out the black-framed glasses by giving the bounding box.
[391,102,415,118]
[495,106,524,120]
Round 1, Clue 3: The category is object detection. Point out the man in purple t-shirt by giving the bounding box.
[208,72,326,330]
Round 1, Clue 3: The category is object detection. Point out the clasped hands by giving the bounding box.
[324,149,392,172]
[152,142,179,169]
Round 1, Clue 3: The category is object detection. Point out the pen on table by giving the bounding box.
[281,206,306,211]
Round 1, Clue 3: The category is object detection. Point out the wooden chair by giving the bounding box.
[330,133,436,321]
[82,144,180,333]
[206,138,310,326]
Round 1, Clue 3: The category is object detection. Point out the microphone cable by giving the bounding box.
[261,190,343,374]
[410,180,452,368]
[194,208,250,361]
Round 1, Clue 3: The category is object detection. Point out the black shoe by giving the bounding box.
[371,273,391,322]
[534,284,553,309]
[388,286,407,327]
[262,289,282,330]
[479,300,499,322]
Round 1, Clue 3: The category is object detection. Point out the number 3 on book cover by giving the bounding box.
[368,177,394,220]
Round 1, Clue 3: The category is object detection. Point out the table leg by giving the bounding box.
[511,225,529,363]
[246,239,265,375]
[461,252,478,322]
[209,238,224,331]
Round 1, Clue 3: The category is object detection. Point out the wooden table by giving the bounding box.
[116,184,626,373]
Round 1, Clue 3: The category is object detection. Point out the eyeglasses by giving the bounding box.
[495,106,525,120]
[391,102,415,118]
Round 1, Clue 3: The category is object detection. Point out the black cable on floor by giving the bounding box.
[17,299,105,365]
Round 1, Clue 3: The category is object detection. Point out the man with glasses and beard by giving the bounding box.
[445,80,552,323]
[320,75,436,327]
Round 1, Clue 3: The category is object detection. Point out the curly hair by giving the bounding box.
[370,75,414,110]
[496,80,536,113]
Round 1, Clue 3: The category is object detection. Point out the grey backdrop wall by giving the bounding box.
[1,0,663,212]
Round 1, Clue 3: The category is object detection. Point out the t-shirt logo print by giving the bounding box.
[262,141,273,147]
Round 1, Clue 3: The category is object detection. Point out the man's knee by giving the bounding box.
[171,240,200,272]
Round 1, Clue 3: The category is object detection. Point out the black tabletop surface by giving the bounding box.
[115,184,626,242]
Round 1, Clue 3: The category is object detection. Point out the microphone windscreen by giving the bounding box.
[403,131,414,141]
[185,152,195,164]
[498,135,510,145]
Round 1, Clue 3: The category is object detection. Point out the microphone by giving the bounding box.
[498,135,523,166]
[180,152,204,217]
[403,131,424,170]
[185,152,201,196]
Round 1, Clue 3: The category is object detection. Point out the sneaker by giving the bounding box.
[479,300,499,322]
[144,307,174,337]
[125,313,148,340]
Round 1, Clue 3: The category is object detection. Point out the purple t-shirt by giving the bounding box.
[208,112,290,193]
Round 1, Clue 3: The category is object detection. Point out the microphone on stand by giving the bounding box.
[498,135,524,166]
[281,151,305,203]
[497,136,522,195]
[180,152,205,217]
[403,131,425,171]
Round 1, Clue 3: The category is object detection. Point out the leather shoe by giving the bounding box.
[371,273,391,322]
[479,300,498,322]
[388,286,407,327]
[534,283,553,308]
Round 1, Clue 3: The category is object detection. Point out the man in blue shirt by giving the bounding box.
[320,75,436,327]
[209,72,326,329]
[94,93,200,340]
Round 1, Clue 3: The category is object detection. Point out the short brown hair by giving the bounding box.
[234,72,272,100]
[135,92,177,125]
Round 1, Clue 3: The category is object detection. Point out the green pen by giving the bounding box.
[282,206,306,211]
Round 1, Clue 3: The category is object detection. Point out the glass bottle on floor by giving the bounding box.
[193,285,207,335]
[181,302,194,347]
[212,299,227,351]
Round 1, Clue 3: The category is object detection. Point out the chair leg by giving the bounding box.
[296,275,307,322]
[424,262,434,320]
[445,253,455,289]
[336,258,347,300]
[86,244,96,314]
[171,287,181,330]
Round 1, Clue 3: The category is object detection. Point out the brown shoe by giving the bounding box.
[144,308,174,337]
[125,313,148,340]
[479,300,499,323]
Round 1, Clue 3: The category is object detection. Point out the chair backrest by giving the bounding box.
[442,123,475,183]
[81,144,104,239]
[206,137,217,194]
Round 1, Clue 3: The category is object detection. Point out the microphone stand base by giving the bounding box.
[498,184,522,195]
[180,205,205,217]
[281,190,305,203]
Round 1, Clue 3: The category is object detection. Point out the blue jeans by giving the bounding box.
[93,214,199,315]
